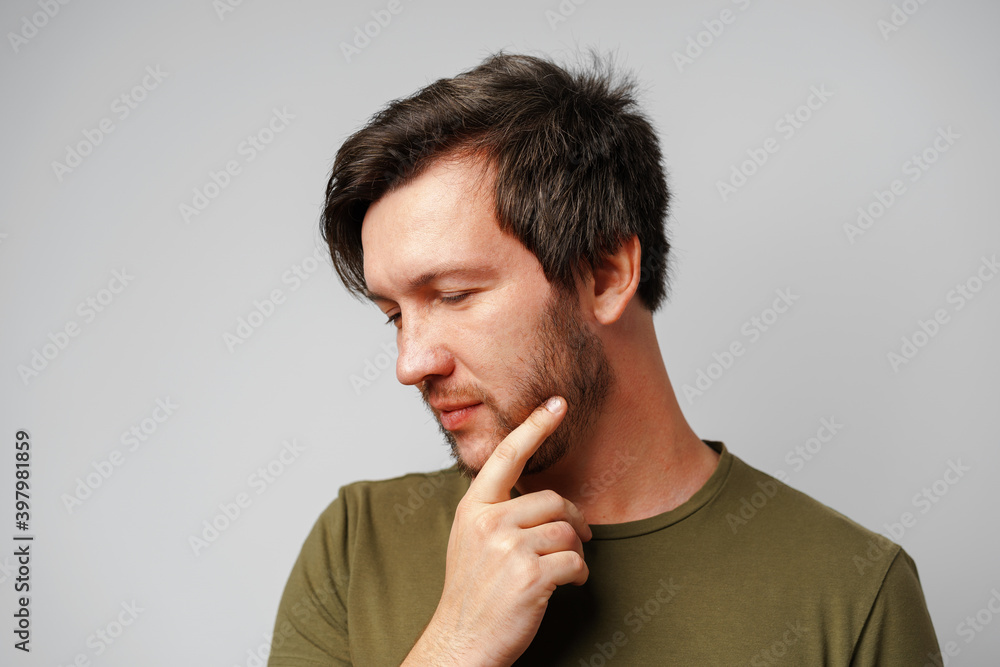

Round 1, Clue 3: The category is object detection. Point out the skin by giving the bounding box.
[426,273,615,480]
[362,154,720,664]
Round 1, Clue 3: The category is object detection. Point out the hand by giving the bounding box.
[404,396,592,667]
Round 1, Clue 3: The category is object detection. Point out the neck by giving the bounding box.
[514,311,720,525]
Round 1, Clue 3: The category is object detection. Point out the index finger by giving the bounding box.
[466,396,566,504]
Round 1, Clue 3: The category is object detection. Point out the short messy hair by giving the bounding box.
[321,49,674,313]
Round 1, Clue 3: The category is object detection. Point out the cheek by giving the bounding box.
[465,298,540,380]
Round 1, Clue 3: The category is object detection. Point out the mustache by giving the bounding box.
[421,384,490,410]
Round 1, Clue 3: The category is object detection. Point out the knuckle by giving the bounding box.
[562,497,581,517]
[538,489,562,506]
[513,554,541,585]
[492,440,519,464]
[547,521,574,543]
[494,534,519,557]
[471,510,500,536]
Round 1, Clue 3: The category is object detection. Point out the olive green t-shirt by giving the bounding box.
[267,441,940,665]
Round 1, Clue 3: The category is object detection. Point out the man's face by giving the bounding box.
[361,157,615,478]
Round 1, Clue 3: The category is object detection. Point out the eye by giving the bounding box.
[383,293,472,327]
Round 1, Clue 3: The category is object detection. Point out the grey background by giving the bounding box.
[1,0,998,664]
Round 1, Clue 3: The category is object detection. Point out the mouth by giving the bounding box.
[438,403,482,431]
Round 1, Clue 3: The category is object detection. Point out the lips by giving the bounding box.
[437,402,482,430]
[432,401,481,413]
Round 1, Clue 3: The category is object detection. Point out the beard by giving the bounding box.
[422,284,616,479]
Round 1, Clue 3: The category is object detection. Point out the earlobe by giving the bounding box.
[592,235,641,325]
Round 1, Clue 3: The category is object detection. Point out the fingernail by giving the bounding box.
[545,396,563,413]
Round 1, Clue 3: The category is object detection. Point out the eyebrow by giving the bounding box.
[364,265,497,303]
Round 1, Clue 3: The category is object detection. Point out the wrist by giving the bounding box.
[403,612,497,667]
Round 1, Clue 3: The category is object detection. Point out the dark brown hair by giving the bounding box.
[321,49,673,313]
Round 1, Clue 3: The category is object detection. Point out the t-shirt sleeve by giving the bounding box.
[850,547,940,666]
[267,487,353,666]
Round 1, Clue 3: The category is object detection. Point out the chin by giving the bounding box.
[448,432,499,477]
[459,434,496,464]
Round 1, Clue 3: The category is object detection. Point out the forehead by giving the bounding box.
[361,157,509,300]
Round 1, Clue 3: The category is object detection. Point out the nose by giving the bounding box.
[395,314,455,386]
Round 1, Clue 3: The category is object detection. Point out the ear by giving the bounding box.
[587,234,641,325]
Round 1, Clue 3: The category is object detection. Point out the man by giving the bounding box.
[268,51,940,665]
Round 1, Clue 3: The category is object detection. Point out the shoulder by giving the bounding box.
[292,466,468,585]
[708,451,932,649]
[719,453,902,580]
[336,465,470,508]
[319,465,470,534]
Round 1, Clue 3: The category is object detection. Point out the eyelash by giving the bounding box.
[384,293,471,326]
